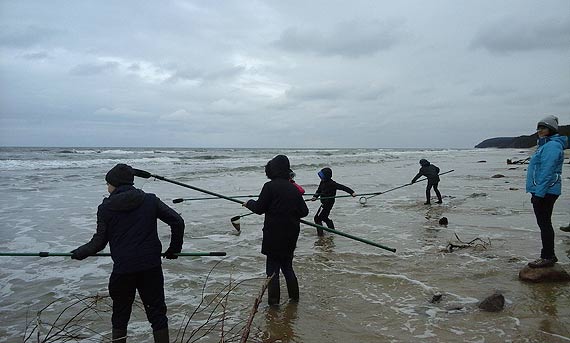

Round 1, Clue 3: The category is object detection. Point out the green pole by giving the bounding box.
[300,219,396,253]
[0,252,227,257]
[134,169,396,253]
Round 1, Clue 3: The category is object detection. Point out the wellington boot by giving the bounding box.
[153,327,170,343]
[286,277,300,302]
[112,328,127,343]
[267,280,281,306]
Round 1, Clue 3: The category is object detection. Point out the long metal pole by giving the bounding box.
[0,252,227,257]
[135,169,396,253]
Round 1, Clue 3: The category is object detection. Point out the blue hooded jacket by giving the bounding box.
[526,134,568,197]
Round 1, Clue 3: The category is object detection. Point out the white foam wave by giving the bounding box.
[0,157,181,171]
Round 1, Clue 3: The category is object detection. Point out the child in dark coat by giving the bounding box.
[411,159,442,205]
[310,167,356,236]
[244,155,309,306]
[71,163,184,343]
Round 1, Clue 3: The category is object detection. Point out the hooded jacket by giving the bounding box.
[526,134,568,197]
[245,155,309,256]
[412,160,440,184]
[313,167,355,210]
[72,185,185,274]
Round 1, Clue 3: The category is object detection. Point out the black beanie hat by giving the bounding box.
[105,163,134,187]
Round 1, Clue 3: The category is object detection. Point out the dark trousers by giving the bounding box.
[531,194,559,259]
[108,266,168,331]
[426,182,442,203]
[266,254,299,304]
[314,205,334,235]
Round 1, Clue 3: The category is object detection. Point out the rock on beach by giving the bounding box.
[519,265,570,283]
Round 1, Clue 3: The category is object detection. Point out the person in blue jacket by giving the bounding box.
[71,164,185,342]
[526,115,568,268]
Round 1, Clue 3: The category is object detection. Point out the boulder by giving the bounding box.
[478,293,505,312]
[519,264,570,283]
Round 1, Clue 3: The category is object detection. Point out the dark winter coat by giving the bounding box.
[245,155,309,257]
[412,162,440,184]
[314,168,354,210]
[71,185,185,274]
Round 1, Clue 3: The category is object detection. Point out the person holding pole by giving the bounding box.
[310,167,356,236]
[243,155,309,306]
[411,159,443,205]
[526,115,568,268]
[70,163,185,343]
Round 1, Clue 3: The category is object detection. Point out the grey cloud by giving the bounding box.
[471,17,570,53]
[0,25,60,48]
[470,86,516,97]
[69,61,120,76]
[357,86,394,101]
[20,51,50,60]
[166,65,245,84]
[285,83,346,100]
[274,19,404,58]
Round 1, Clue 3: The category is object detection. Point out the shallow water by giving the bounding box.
[0,147,569,342]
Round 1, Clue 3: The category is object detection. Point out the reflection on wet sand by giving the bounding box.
[261,303,299,343]
[313,235,336,253]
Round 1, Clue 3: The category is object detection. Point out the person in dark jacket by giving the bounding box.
[244,155,309,306]
[310,167,356,236]
[411,159,442,205]
[71,164,185,343]
[526,115,568,268]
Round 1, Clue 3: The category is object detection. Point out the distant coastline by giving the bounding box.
[475,125,570,148]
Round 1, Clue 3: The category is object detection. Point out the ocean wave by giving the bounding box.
[0,157,182,171]
[189,155,232,160]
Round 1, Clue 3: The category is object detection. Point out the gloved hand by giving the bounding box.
[70,249,87,260]
[163,247,180,259]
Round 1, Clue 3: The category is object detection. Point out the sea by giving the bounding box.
[0,147,569,343]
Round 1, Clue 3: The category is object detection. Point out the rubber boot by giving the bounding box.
[112,328,127,343]
[153,327,170,343]
[286,277,299,302]
[315,221,324,236]
[267,279,280,306]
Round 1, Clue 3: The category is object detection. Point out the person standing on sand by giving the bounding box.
[71,164,185,343]
[243,155,309,306]
[411,159,442,205]
[526,115,568,268]
[310,167,356,236]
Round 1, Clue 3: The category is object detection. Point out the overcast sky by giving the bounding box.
[0,1,568,148]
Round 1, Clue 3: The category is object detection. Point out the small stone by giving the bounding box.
[478,293,505,312]
[439,217,448,226]
[477,160,487,163]
[509,188,519,191]
[492,174,505,178]
[430,294,443,303]
[519,264,570,283]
